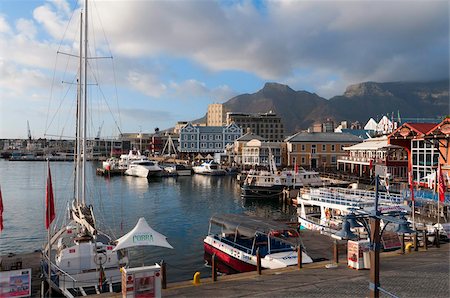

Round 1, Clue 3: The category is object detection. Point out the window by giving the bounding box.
[331,144,335,151]
[191,143,195,148]
[209,135,213,140]
[331,155,336,164]
[201,135,206,140]
[227,135,231,140]
[322,144,326,151]
[301,144,306,151]
[209,143,213,148]
[215,143,221,148]
[301,157,305,164]
[311,144,316,154]
[216,135,221,140]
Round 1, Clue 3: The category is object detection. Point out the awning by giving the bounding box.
[113,217,173,251]
[195,154,204,160]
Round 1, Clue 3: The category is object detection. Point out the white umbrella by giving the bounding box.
[113,217,173,251]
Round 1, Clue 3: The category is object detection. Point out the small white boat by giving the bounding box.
[164,164,192,176]
[241,151,325,198]
[192,161,226,176]
[204,214,313,273]
[125,159,163,178]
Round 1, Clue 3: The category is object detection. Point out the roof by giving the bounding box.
[389,122,438,139]
[340,129,376,139]
[285,132,362,143]
[236,132,266,142]
[198,126,224,133]
[407,123,437,135]
[209,214,297,238]
[343,136,403,151]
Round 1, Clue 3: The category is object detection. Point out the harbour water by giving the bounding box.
[0,159,297,282]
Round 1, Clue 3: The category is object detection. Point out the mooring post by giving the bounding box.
[160,260,167,289]
[333,240,339,264]
[435,228,440,248]
[297,245,303,269]
[413,232,418,252]
[256,247,262,275]
[400,234,405,254]
[423,230,428,251]
[212,254,217,282]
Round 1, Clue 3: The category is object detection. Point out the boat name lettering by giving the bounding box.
[282,255,297,260]
[133,233,153,243]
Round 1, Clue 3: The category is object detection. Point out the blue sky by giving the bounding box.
[0,0,448,139]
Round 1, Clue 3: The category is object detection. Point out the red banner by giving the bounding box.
[409,170,414,202]
[45,163,55,229]
[438,164,445,203]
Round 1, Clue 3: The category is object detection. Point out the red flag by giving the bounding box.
[409,170,414,202]
[0,185,3,232]
[294,161,299,174]
[438,164,446,203]
[45,163,55,229]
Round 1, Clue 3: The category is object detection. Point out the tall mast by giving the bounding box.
[75,9,83,205]
[82,0,88,206]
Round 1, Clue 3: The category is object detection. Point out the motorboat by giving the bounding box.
[241,151,325,199]
[125,159,163,178]
[192,161,226,176]
[42,1,128,296]
[204,214,313,273]
[164,164,192,176]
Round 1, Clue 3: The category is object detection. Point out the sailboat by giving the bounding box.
[42,0,128,296]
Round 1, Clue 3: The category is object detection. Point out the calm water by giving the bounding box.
[0,159,296,282]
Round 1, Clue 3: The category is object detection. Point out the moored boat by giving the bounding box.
[164,163,192,176]
[241,151,325,199]
[193,161,226,176]
[204,214,313,273]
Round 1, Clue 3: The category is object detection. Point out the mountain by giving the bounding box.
[217,80,449,134]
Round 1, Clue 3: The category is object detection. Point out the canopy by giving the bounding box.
[205,154,214,160]
[113,217,173,251]
[195,154,204,160]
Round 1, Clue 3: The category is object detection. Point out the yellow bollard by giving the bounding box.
[193,272,201,285]
[405,242,414,253]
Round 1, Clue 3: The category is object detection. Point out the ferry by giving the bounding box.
[297,187,408,237]
[204,214,313,273]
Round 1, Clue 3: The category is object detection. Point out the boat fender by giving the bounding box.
[193,272,201,285]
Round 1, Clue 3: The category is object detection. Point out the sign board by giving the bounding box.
[0,269,32,298]
[347,240,369,269]
[381,232,401,250]
[122,265,161,298]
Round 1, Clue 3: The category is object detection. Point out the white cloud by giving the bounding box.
[127,70,167,98]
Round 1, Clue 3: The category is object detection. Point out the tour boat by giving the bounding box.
[192,161,226,176]
[241,152,325,199]
[41,1,128,296]
[297,187,408,237]
[204,214,313,273]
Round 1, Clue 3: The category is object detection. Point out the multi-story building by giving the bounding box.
[389,121,442,185]
[285,132,362,169]
[120,132,152,153]
[207,103,228,126]
[226,111,284,142]
[241,139,282,167]
[232,131,266,165]
[178,122,242,155]
[337,136,408,179]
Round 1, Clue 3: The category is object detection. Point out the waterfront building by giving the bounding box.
[120,132,152,153]
[178,122,242,156]
[232,131,266,165]
[389,118,450,187]
[241,139,282,167]
[337,136,408,179]
[285,132,362,169]
[226,111,284,142]
[207,103,228,126]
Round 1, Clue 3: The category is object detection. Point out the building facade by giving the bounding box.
[337,136,408,179]
[285,132,362,169]
[207,103,228,126]
[241,139,282,167]
[226,111,284,142]
[178,122,242,154]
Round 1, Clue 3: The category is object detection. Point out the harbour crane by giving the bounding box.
[96,121,104,139]
[27,120,32,141]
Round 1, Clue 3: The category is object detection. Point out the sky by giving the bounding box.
[0,0,448,139]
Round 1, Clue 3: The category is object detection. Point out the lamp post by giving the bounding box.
[335,175,415,298]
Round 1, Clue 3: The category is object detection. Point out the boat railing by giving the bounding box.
[213,235,252,254]
[307,188,403,207]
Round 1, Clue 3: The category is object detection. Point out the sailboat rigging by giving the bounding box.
[42,1,128,296]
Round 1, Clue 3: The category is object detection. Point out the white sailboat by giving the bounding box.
[42,1,128,296]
